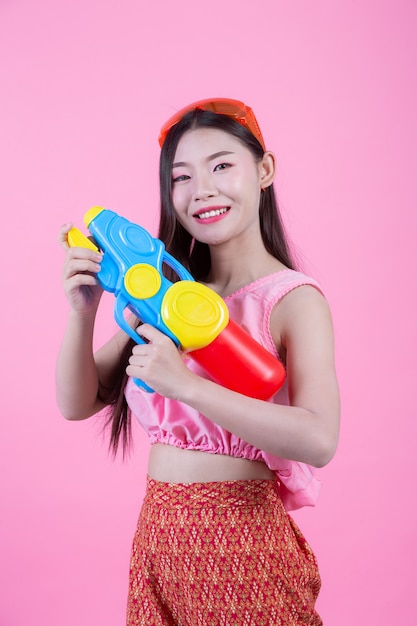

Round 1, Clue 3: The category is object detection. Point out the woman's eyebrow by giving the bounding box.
[207,150,235,161]
[172,151,235,168]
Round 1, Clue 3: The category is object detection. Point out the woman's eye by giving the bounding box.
[172,174,190,183]
[214,162,232,172]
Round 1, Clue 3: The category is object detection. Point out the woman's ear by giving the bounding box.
[259,151,276,190]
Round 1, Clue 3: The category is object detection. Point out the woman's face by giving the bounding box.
[170,127,267,247]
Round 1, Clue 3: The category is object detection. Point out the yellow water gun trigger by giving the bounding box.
[67,227,100,252]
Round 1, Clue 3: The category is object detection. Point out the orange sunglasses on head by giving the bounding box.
[158,98,266,150]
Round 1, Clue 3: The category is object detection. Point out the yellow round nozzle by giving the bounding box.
[124,264,162,300]
[84,206,104,228]
[162,281,229,350]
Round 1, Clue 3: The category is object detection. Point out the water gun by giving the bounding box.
[68,207,286,399]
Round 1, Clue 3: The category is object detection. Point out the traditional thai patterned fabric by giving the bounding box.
[127,478,322,625]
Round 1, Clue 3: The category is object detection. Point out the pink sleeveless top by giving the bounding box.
[125,270,323,511]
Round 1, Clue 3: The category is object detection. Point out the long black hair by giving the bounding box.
[105,108,297,456]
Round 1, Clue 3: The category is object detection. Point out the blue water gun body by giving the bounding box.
[73,207,191,345]
[68,207,286,399]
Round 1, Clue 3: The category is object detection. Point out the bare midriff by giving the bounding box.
[148,443,276,483]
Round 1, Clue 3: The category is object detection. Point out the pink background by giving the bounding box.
[1,1,416,624]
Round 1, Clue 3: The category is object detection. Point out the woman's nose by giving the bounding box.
[193,173,218,201]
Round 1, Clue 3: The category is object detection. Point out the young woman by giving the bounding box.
[57,98,340,625]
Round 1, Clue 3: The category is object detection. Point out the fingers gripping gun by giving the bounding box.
[68,207,286,399]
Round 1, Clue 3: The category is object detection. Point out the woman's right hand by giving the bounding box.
[58,223,104,315]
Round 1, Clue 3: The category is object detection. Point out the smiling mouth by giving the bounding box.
[195,207,230,219]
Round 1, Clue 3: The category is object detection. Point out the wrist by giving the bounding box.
[177,372,213,407]
[67,308,98,336]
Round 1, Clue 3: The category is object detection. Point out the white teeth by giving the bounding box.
[197,208,228,219]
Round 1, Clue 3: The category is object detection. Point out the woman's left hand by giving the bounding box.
[126,324,198,400]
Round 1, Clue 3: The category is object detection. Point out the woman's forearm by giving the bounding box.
[179,375,339,468]
[55,309,104,420]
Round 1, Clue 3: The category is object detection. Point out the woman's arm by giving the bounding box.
[55,223,131,420]
[56,311,132,420]
[126,286,340,468]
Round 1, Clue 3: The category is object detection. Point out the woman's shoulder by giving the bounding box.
[271,275,333,353]
[272,268,323,292]
[225,269,323,302]
[276,279,329,316]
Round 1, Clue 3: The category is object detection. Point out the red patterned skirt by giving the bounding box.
[127,477,322,625]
